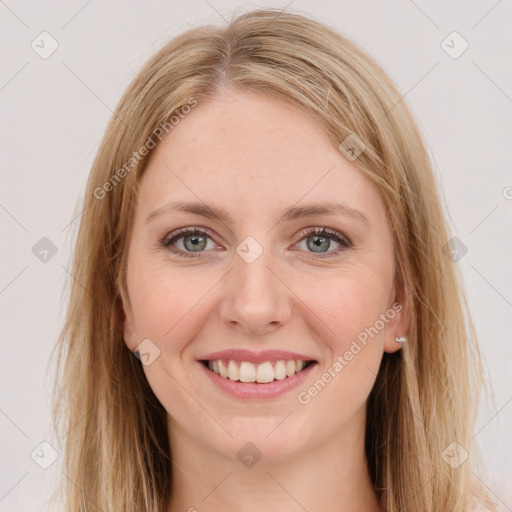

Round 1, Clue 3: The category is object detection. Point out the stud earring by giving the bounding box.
[395,337,407,343]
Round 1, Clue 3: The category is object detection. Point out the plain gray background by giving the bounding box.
[1,1,511,510]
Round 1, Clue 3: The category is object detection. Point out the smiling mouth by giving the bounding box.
[201,359,317,383]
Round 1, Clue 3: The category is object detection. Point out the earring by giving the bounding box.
[395,337,407,343]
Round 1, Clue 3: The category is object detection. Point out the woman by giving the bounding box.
[52,8,496,511]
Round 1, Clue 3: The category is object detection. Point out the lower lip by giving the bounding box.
[199,361,317,399]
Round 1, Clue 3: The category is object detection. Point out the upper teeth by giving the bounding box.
[208,359,307,383]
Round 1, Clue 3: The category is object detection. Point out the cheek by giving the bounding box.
[304,265,394,348]
[127,257,216,349]
[294,271,393,420]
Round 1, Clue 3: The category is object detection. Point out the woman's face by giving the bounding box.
[122,89,408,462]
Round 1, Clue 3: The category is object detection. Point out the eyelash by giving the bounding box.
[160,226,351,260]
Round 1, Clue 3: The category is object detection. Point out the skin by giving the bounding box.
[122,87,409,512]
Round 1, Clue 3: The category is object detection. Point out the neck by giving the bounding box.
[166,411,383,512]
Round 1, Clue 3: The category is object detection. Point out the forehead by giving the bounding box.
[137,90,383,221]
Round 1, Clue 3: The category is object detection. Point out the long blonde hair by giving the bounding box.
[51,8,494,511]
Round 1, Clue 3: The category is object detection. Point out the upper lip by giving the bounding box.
[198,349,316,364]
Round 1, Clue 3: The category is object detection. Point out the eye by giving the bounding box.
[161,226,351,259]
[161,227,219,258]
[293,227,351,259]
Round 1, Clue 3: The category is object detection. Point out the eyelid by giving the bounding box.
[162,226,219,243]
[161,226,222,252]
[293,226,352,247]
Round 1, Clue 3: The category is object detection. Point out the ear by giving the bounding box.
[383,273,411,354]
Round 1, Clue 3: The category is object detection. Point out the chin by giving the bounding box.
[208,415,315,464]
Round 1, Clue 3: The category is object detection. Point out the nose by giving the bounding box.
[218,248,292,336]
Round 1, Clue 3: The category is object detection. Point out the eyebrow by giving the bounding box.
[145,200,369,226]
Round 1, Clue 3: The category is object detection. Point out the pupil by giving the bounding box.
[185,234,206,252]
[309,235,329,253]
